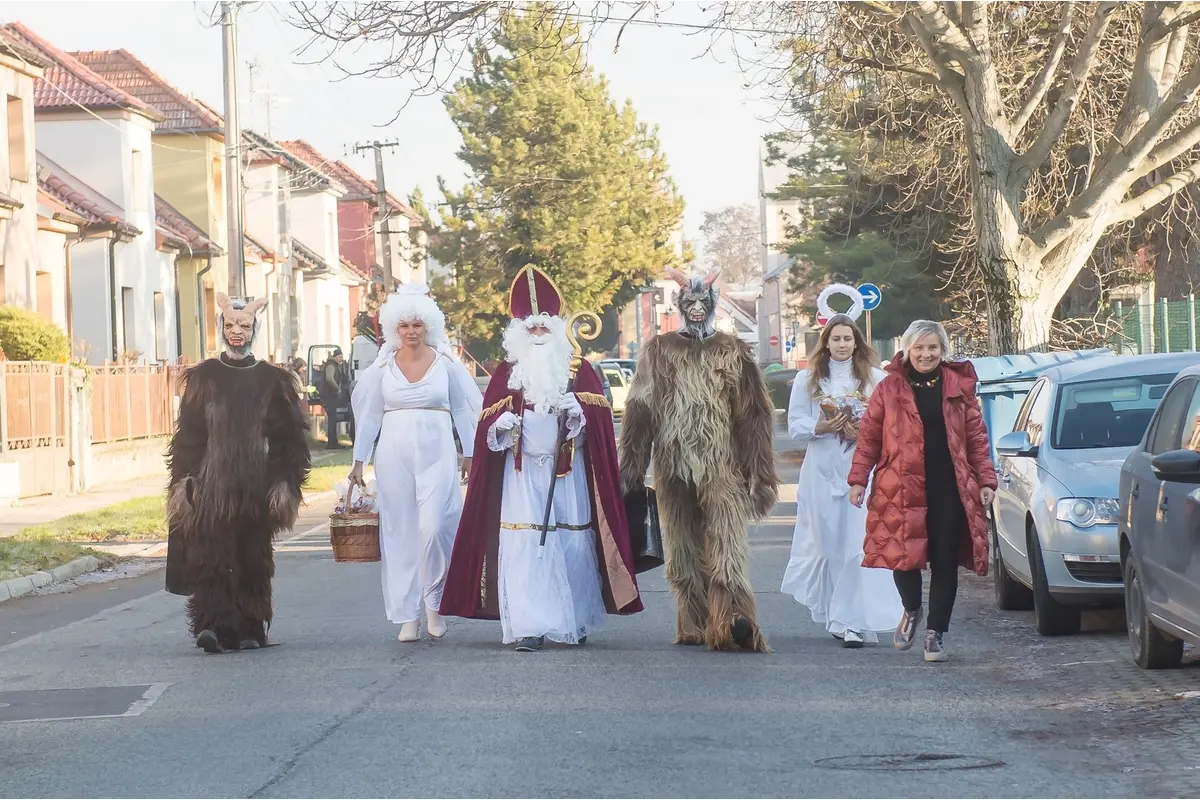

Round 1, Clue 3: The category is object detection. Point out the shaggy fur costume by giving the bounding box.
[620,329,778,652]
[165,320,310,652]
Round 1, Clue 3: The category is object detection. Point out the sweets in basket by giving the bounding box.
[329,479,381,563]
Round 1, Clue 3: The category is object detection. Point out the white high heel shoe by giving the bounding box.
[426,608,447,639]
[397,620,420,642]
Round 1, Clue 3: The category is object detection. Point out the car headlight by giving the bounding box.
[1055,497,1120,528]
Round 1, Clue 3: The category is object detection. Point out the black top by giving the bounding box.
[906,363,959,505]
[219,352,257,368]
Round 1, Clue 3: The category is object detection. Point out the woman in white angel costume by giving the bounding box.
[348,284,483,642]
[780,287,902,647]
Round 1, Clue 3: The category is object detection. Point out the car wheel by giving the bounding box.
[1029,525,1082,636]
[1124,555,1183,670]
[993,517,1033,611]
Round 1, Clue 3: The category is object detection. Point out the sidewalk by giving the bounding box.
[1,447,348,539]
[0,473,167,537]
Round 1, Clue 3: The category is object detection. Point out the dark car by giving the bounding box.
[1119,361,1200,669]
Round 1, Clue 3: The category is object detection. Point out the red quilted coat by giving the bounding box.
[847,353,998,576]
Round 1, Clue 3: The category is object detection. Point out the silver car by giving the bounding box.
[992,354,1198,636]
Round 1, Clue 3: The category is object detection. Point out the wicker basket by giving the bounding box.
[329,512,381,563]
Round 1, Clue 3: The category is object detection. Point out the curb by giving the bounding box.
[0,555,101,604]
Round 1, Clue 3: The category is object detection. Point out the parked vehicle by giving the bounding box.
[1118,362,1200,668]
[600,364,629,415]
[992,354,1196,636]
[600,358,636,380]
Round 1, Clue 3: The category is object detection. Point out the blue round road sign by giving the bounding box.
[858,283,882,311]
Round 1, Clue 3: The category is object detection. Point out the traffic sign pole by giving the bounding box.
[866,310,872,341]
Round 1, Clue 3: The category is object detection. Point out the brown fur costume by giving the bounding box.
[165,300,310,653]
[620,330,778,652]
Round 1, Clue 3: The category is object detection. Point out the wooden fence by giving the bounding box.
[0,361,72,497]
[90,364,183,444]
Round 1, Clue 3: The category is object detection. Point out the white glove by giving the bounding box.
[561,394,586,440]
[560,393,583,420]
[494,411,521,432]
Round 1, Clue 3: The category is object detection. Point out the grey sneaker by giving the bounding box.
[893,607,924,651]
[923,630,947,662]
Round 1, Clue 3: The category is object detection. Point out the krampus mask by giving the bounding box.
[667,267,720,339]
[216,292,267,359]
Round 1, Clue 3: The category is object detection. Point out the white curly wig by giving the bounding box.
[372,283,449,367]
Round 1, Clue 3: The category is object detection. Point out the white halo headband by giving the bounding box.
[817,283,865,323]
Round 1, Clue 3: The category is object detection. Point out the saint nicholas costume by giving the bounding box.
[440,267,642,650]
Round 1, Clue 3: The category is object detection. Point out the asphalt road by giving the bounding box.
[0,461,1157,798]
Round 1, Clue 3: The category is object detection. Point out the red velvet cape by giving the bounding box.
[440,360,643,620]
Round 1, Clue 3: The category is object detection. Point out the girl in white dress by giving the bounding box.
[780,313,901,647]
[348,284,483,642]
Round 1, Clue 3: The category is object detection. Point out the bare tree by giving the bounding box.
[699,204,761,284]
[720,2,1200,354]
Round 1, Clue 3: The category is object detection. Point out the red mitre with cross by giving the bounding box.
[509,265,562,319]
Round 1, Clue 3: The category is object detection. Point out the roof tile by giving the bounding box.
[70,49,222,132]
[279,139,420,221]
[0,23,163,120]
[154,194,220,255]
[36,153,138,235]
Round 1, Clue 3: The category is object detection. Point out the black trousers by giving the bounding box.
[324,400,340,446]
[893,498,966,633]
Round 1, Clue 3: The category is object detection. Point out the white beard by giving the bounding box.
[503,314,572,414]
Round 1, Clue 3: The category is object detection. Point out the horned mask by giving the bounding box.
[667,267,720,339]
[216,292,267,359]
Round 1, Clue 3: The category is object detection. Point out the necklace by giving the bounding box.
[908,371,940,389]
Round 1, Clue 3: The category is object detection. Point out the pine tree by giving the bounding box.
[430,12,686,357]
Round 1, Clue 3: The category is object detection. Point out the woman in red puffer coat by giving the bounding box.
[847,320,996,663]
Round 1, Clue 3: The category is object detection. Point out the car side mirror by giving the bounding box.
[1150,449,1200,484]
[996,430,1038,458]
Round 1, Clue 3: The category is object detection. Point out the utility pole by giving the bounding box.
[221,1,246,297]
[353,139,401,287]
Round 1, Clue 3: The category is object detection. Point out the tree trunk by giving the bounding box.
[963,117,1028,355]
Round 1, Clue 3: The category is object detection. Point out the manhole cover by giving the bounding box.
[815,753,1004,771]
[0,684,171,723]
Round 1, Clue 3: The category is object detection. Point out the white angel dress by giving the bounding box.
[780,358,902,642]
[351,348,482,626]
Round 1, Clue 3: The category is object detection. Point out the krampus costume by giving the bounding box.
[165,293,311,654]
[620,269,778,652]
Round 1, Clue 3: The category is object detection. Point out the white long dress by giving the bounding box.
[351,350,482,625]
[780,359,902,641]
[489,403,607,644]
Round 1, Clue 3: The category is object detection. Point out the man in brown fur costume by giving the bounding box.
[165,293,311,654]
[620,269,778,652]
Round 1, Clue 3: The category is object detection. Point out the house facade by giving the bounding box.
[4,23,178,364]
[0,34,62,328]
[71,48,233,364]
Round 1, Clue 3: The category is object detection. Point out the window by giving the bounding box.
[1014,381,1044,433]
[1052,373,1179,450]
[7,95,28,182]
[121,287,136,357]
[153,292,167,362]
[1146,378,1196,455]
[35,271,52,323]
[131,150,146,212]
[204,286,216,353]
[1177,381,1200,452]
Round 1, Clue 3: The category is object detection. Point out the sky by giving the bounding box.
[1,1,782,243]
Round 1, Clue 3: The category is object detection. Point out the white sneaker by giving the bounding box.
[842,630,865,649]
[426,609,447,639]
[397,621,420,642]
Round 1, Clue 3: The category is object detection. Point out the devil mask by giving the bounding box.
[667,267,720,339]
[216,292,267,359]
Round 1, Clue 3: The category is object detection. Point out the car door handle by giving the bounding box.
[1159,496,1169,511]
[1131,483,1139,500]
[1000,473,1011,483]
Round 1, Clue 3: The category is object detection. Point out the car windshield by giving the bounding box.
[604,369,625,387]
[1051,373,1176,450]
